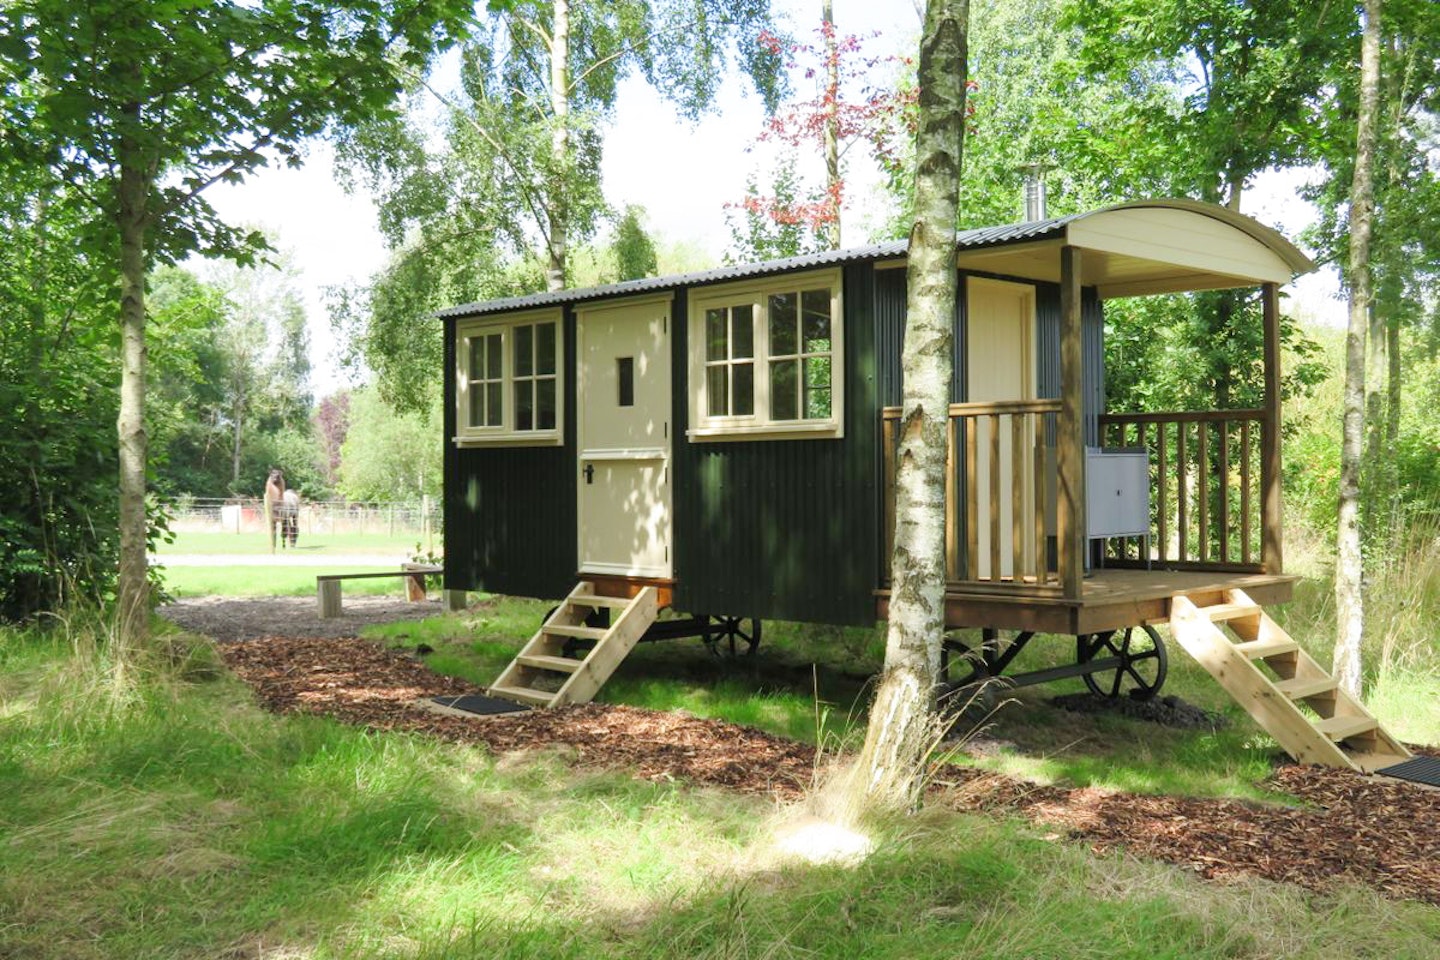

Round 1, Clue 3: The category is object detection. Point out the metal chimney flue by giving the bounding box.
[1020,162,1051,221]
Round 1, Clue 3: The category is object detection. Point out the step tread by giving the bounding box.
[568,595,633,610]
[1233,637,1300,660]
[1203,602,1263,623]
[516,654,583,674]
[1273,676,1338,700]
[487,684,556,707]
[543,624,609,640]
[1314,714,1379,741]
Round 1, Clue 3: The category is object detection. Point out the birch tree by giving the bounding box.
[853,0,968,811]
[1334,0,1384,698]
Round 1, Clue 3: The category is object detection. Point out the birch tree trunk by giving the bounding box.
[822,0,841,249]
[545,0,571,292]
[116,100,151,650]
[852,0,967,811]
[1335,0,1382,699]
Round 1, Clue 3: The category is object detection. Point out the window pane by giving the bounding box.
[802,289,831,352]
[733,362,754,416]
[617,357,634,407]
[770,359,798,420]
[706,309,727,361]
[536,322,556,375]
[468,385,484,428]
[769,292,797,355]
[804,354,832,391]
[515,380,533,430]
[804,355,832,419]
[707,365,729,416]
[514,324,534,377]
[731,304,754,359]
[485,382,502,426]
[467,337,484,379]
[805,388,831,420]
[486,334,503,379]
[537,378,556,430]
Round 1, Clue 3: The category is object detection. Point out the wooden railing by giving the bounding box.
[1098,409,1271,571]
[882,399,1064,594]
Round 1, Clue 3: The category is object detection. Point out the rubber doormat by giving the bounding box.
[431,694,530,715]
[1376,756,1440,787]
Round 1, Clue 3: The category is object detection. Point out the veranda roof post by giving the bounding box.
[1057,244,1086,598]
[1261,281,1284,575]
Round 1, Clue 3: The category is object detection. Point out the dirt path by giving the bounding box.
[162,595,442,643]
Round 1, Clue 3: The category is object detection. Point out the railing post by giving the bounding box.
[1058,246,1086,598]
[1261,282,1284,574]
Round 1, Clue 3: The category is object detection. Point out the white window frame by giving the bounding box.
[453,308,564,447]
[687,268,844,441]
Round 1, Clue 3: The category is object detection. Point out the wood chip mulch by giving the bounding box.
[217,635,1439,906]
[216,636,817,797]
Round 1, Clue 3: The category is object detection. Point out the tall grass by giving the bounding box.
[3,616,1437,959]
[1277,518,1440,745]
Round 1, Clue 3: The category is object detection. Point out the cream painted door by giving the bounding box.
[967,278,1037,580]
[577,297,672,578]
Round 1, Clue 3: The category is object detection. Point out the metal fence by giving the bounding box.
[163,496,441,539]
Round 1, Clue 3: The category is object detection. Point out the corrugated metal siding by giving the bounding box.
[874,268,965,406]
[1083,287,1105,447]
[1034,283,1103,445]
[671,263,880,626]
[443,310,578,600]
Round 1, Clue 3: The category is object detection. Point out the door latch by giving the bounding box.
[584,463,595,484]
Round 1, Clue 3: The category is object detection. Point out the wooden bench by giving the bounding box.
[316,563,443,618]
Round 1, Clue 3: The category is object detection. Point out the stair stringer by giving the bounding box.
[488,582,658,708]
[1170,595,1357,769]
[1170,591,1412,771]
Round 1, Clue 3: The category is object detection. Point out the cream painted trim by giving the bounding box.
[873,257,908,270]
[453,435,563,448]
[454,307,565,447]
[578,560,671,578]
[687,267,845,442]
[686,422,843,441]
[573,291,675,314]
[579,448,668,461]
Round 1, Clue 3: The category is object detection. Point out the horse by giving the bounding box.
[263,469,286,553]
[280,488,300,548]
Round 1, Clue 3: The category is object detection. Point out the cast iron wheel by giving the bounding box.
[705,616,762,657]
[1076,625,1168,701]
[940,634,986,689]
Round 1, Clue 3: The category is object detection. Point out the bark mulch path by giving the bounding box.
[215,633,1439,907]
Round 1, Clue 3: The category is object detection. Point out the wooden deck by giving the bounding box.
[875,568,1297,636]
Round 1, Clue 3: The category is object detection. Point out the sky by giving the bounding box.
[200,0,1344,398]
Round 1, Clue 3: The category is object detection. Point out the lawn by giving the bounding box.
[159,564,420,598]
[155,529,425,557]
[2,619,1436,960]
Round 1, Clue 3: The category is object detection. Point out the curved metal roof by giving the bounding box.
[438,199,1314,320]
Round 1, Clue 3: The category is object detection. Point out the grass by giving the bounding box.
[156,529,425,557]
[159,564,419,598]
[2,619,1437,960]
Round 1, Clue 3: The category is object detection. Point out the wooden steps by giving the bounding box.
[1169,589,1411,772]
[487,582,659,709]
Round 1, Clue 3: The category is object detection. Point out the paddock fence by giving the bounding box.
[162,496,441,540]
